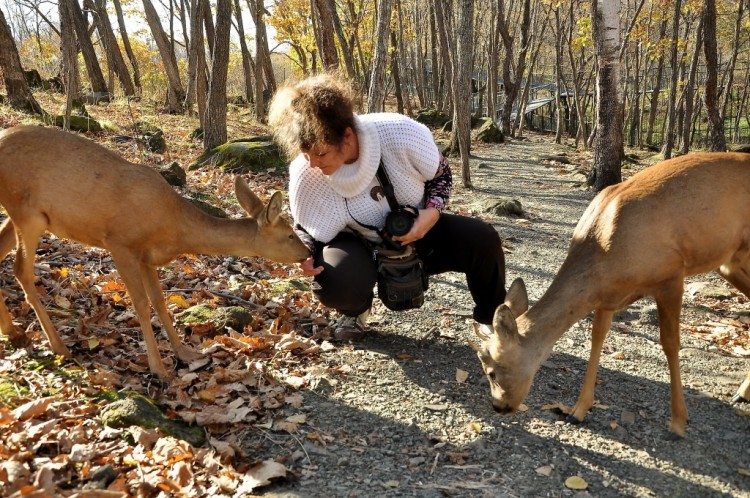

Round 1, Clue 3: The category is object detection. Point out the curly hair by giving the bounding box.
[268,74,356,157]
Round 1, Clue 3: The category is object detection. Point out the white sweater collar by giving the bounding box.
[326,115,381,198]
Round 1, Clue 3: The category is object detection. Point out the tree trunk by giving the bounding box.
[327,0,356,80]
[142,0,185,112]
[721,1,744,122]
[661,0,682,159]
[588,0,622,191]
[88,0,135,96]
[390,30,404,114]
[367,0,392,113]
[646,18,667,146]
[702,0,726,151]
[248,0,276,121]
[313,0,339,70]
[681,15,703,154]
[204,0,231,150]
[233,0,255,104]
[68,0,108,96]
[498,0,531,137]
[112,0,141,92]
[184,0,204,114]
[453,0,474,188]
[59,0,85,128]
[0,7,45,115]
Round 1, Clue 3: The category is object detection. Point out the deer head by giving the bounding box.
[470,278,531,413]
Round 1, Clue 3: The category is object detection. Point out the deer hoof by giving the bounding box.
[565,414,583,425]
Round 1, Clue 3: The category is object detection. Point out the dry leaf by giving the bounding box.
[12,396,54,421]
[738,468,750,477]
[609,351,625,359]
[455,369,469,383]
[564,476,588,490]
[535,465,553,476]
[234,460,287,493]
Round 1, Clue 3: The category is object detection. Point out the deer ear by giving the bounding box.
[235,176,265,218]
[259,191,283,225]
[492,304,519,342]
[505,278,529,318]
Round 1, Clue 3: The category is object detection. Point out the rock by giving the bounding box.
[159,161,187,187]
[176,304,253,332]
[414,108,451,128]
[476,118,504,143]
[189,137,286,173]
[83,92,112,105]
[185,197,228,218]
[477,197,524,217]
[100,394,205,447]
[51,115,102,133]
[134,122,167,153]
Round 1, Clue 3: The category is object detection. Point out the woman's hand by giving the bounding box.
[392,207,440,246]
[299,257,324,276]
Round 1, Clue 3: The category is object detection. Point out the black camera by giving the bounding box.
[384,206,418,237]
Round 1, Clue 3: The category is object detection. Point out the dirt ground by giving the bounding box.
[255,133,750,497]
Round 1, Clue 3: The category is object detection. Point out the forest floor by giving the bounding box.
[0,99,749,497]
[253,134,750,498]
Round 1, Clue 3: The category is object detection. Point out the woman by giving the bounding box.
[269,74,506,340]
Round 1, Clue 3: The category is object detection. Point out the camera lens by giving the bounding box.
[386,209,415,236]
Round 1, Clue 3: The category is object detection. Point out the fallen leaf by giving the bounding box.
[609,351,625,359]
[536,465,553,476]
[455,369,469,383]
[738,468,750,477]
[12,396,54,421]
[565,476,588,490]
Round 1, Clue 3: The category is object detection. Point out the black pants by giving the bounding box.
[312,213,506,324]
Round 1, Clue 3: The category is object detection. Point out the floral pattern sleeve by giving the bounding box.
[423,154,452,212]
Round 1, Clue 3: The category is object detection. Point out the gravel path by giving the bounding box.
[256,135,750,497]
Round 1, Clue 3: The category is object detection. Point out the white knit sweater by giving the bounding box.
[289,113,440,243]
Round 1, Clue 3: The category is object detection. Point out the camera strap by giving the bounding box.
[344,159,398,234]
[375,159,400,211]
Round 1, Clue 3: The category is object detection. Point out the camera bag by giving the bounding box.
[373,161,429,311]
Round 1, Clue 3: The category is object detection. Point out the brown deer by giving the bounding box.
[471,151,750,438]
[0,125,310,379]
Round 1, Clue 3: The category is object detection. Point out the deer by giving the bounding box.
[470,151,750,438]
[0,125,310,379]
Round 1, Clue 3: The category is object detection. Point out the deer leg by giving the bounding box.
[139,263,202,363]
[654,278,687,438]
[13,223,70,357]
[717,262,750,403]
[110,251,169,380]
[568,308,613,424]
[0,219,27,346]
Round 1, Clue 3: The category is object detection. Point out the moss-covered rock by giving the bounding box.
[476,118,504,144]
[414,109,451,128]
[478,198,524,217]
[176,304,253,331]
[189,137,285,173]
[51,115,102,133]
[159,161,187,187]
[100,394,205,447]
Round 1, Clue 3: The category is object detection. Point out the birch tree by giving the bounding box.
[588,0,622,191]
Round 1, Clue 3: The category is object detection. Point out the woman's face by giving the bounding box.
[304,127,358,175]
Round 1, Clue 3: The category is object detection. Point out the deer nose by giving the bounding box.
[492,403,514,415]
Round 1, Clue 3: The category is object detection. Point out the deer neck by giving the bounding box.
[167,212,260,260]
[518,266,597,368]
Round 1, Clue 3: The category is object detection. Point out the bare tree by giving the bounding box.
[59,0,84,128]
[233,0,255,104]
[66,0,108,96]
[0,7,44,115]
[661,0,682,159]
[453,0,474,187]
[588,0,623,191]
[203,0,231,150]
[702,0,726,151]
[247,0,275,121]
[367,0,392,113]
[142,0,185,112]
[313,0,339,70]
[112,0,141,92]
[87,0,136,96]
